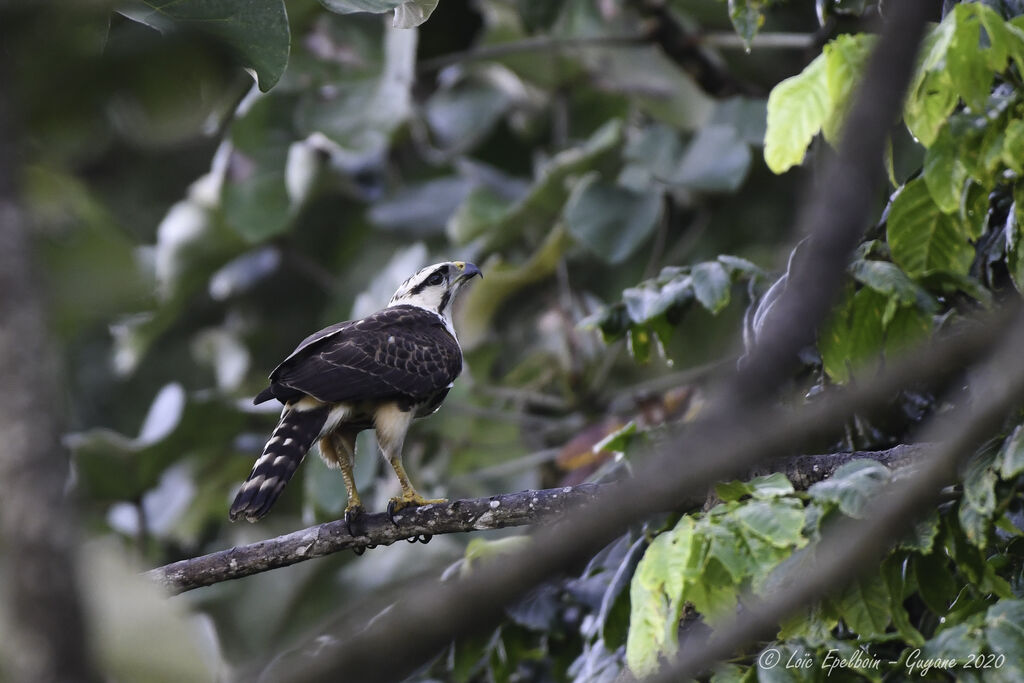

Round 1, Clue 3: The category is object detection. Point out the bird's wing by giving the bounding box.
[264,305,463,405]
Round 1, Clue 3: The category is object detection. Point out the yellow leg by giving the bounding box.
[387,457,447,512]
[321,432,363,518]
[331,432,364,518]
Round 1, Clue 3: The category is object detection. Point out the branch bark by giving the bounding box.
[148,445,927,595]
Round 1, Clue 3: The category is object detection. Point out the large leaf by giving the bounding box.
[887,178,975,279]
[808,460,891,519]
[120,0,290,91]
[822,33,876,143]
[923,123,969,214]
[321,0,440,28]
[905,15,959,146]
[564,174,663,265]
[448,119,624,249]
[848,259,936,311]
[819,287,887,384]
[626,518,695,677]
[664,125,752,193]
[765,53,829,173]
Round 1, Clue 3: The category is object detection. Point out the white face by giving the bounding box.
[388,261,481,317]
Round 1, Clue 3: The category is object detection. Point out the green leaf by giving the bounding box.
[900,512,939,554]
[1000,119,1024,175]
[819,287,887,384]
[848,259,937,311]
[822,33,876,143]
[985,600,1024,672]
[733,499,806,549]
[914,552,959,615]
[765,53,829,174]
[835,573,892,638]
[884,304,934,359]
[905,16,958,147]
[691,261,732,314]
[947,5,993,111]
[706,521,756,583]
[393,0,439,28]
[684,557,738,624]
[999,425,1024,479]
[665,125,752,193]
[808,460,891,519]
[883,554,926,646]
[449,119,624,250]
[564,174,663,265]
[728,0,764,48]
[887,178,975,278]
[923,123,969,214]
[447,187,512,245]
[621,275,693,324]
[626,518,696,676]
[120,0,290,91]
[715,473,793,502]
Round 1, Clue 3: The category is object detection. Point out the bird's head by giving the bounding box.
[388,261,482,320]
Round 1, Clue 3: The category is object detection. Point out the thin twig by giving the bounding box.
[702,32,817,50]
[417,34,649,74]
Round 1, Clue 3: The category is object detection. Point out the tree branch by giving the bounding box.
[148,445,926,595]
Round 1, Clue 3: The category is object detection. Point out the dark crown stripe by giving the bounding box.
[407,266,448,296]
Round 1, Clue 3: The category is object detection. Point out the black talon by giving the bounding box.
[418,534,432,544]
[352,545,365,556]
[387,499,400,524]
[406,536,418,544]
[344,505,365,537]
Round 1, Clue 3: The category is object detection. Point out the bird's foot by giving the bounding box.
[344,504,365,537]
[387,494,447,524]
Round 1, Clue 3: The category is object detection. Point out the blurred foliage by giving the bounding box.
[11,0,1024,679]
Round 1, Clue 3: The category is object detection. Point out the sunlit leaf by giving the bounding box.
[923,124,968,214]
[822,33,875,143]
[626,517,695,676]
[765,53,829,173]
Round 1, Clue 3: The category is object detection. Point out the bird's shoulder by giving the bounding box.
[273,305,456,375]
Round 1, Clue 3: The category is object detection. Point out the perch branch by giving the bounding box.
[148,445,926,595]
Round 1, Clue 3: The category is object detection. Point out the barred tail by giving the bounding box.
[229,405,328,522]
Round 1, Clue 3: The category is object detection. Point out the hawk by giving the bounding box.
[229,260,482,526]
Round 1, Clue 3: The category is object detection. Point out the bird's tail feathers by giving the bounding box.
[229,405,328,522]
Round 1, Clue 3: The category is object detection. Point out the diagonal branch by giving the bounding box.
[148,445,929,595]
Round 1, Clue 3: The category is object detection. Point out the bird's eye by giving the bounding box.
[426,272,445,286]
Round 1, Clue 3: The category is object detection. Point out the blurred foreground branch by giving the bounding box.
[149,445,925,595]
[0,70,96,683]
